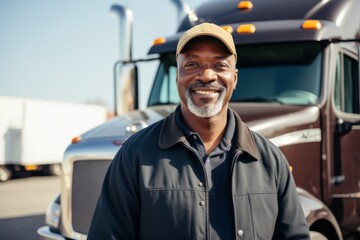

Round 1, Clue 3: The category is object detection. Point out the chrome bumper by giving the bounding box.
[37,226,65,240]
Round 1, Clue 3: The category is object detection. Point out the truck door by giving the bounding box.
[331,49,360,232]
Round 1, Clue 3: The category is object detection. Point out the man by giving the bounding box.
[88,23,310,239]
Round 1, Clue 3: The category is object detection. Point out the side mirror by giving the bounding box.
[114,62,138,115]
[113,56,159,116]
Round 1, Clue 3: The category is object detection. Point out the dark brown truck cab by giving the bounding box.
[38,0,360,239]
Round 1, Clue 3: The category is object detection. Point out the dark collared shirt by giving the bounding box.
[176,109,236,240]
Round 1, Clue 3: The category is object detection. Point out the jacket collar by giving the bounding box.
[158,106,260,161]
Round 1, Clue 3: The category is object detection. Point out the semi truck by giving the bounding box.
[38,0,360,239]
[0,96,107,182]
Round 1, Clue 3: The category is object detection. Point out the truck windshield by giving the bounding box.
[148,42,323,106]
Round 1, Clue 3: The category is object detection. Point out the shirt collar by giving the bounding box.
[175,108,235,151]
[159,106,260,161]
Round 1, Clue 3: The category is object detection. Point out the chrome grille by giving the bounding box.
[71,159,111,234]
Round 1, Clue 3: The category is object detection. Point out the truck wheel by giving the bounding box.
[310,231,328,240]
[44,164,62,176]
[0,166,12,182]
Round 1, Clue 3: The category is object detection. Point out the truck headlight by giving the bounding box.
[45,195,61,230]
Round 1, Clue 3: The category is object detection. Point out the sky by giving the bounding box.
[0,0,210,111]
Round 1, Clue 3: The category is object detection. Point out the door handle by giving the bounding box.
[330,175,345,185]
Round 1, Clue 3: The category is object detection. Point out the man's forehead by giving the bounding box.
[180,52,230,60]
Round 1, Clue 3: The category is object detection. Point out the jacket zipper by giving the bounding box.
[182,142,210,239]
[231,149,243,239]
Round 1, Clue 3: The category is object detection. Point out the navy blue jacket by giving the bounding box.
[88,108,310,239]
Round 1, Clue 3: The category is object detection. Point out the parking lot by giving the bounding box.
[0,175,60,239]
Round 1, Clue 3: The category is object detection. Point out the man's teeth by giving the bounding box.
[194,90,217,95]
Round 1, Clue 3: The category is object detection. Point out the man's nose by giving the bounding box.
[199,67,216,82]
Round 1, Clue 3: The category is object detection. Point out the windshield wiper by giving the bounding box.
[236,97,284,104]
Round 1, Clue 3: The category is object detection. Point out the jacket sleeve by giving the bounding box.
[272,152,310,239]
[87,145,140,240]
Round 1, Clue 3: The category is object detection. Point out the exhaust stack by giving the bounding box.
[110,5,135,115]
[110,4,133,61]
[170,0,196,25]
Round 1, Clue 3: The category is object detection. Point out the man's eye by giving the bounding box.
[215,62,228,68]
[184,62,198,68]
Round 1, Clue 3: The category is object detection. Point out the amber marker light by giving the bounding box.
[236,24,256,34]
[71,136,82,144]
[302,20,322,30]
[152,37,166,46]
[25,165,38,171]
[289,165,293,172]
[237,1,253,10]
[222,25,234,33]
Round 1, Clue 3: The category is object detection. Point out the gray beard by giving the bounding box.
[185,87,226,118]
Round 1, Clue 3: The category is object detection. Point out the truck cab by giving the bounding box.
[38,0,360,239]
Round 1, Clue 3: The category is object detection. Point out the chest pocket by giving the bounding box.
[234,192,278,239]
[139,155,207,240]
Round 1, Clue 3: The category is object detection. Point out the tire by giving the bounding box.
[0,166,12,182]
[44,164,62,176]
[310,231,328,240]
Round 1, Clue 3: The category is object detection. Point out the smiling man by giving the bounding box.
[177,25,237,119]
[88,23,310,239]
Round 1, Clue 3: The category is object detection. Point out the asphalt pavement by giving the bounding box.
[0,175,60,239]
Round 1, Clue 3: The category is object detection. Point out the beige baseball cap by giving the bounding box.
[176,22,237,60]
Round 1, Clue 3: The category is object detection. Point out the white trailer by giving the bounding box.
[0,96,107,181]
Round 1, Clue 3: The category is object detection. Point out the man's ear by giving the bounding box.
[234,69,238,90]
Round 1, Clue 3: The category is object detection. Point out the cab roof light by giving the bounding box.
[71,136,82,144]
[236,24,256,34]
[237,1,253,11]
[222,25,234,33]
[152,37,166,46]
[302,20,322,30]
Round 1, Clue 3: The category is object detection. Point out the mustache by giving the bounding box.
[186,82,224,90]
